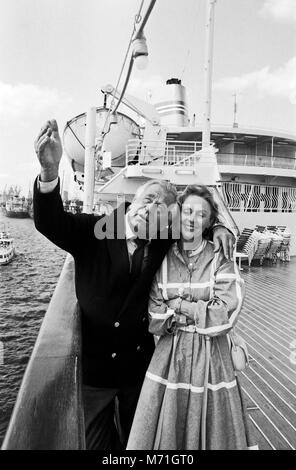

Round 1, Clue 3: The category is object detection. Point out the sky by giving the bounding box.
[0,0,296,195]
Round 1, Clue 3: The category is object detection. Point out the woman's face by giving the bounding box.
[181,194,212,242]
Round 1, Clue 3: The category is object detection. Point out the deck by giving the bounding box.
[237,257,296,450]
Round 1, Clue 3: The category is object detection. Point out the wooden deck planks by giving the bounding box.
[237,258,296,450]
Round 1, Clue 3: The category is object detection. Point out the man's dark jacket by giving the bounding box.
[33,178,172,388]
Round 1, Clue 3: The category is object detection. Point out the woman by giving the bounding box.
[127,185,257,450]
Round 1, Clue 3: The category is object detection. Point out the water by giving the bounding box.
[0,213,66,445]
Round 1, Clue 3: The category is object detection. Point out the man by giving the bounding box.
[34,119,235,450]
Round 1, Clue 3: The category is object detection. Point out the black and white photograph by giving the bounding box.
[0,0,296,454]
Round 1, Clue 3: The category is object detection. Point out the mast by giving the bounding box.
[202,0,216,149]
[198,0,220,186]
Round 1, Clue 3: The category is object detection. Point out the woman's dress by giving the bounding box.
[127,240,258,450]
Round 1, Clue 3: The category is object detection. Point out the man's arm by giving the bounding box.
[33,119,97,255]
[212,225,236,261]
[33,176,97,255]
[205,222,236,261]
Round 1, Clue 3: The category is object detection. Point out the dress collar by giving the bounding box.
[172,239,207,264]
[185,239,207,257]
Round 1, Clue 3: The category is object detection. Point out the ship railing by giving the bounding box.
[217,153,296,170]
[211,122,296,137]
[126,139,203,167]
[126,140,296,171]
[221,182,296,213]
[1,255,85,450]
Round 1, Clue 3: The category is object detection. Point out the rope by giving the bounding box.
[94,0,147,184]
[134,0,156,38]
[64,0,144,156]
[65,121,85,150]
[101,0,146,138]
[110,0,145,108]
[112,56,135,115]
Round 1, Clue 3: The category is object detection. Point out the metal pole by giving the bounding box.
[202,0,216,149]
[83,107,96,214]
[233,92,238,128]
[134,0,157,39]
[112,0,157,115]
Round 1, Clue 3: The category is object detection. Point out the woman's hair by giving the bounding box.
[178,185,219,238]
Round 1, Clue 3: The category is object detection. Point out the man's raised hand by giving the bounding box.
[34,119,63,182]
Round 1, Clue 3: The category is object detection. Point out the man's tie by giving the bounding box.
[130,238,148,281]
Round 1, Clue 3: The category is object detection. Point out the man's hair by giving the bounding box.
[134,179,178,205]
[178,185,219,237]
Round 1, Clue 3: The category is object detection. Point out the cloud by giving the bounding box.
[0,82,72,123]
[214,57,296,103]
[260,0,296,23]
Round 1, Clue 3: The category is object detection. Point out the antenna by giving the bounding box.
[232,92,238,128]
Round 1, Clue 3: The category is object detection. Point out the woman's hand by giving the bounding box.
[166,298,195,325]
[166,298,182,311]
[178,299,196,323]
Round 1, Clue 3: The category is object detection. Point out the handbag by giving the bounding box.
[228,330,249,371]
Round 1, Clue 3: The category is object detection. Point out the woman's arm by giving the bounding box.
[148,271,190,336]
[148,275,176,336]
[168,255,245,337]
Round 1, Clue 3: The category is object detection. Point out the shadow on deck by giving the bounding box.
[237,257,296,450]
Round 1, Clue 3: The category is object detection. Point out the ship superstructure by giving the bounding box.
[63,78,296,254]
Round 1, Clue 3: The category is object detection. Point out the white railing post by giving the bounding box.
[83,107,96,214]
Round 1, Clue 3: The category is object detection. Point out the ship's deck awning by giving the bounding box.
[166,125,296,147]
[238,257,296,450]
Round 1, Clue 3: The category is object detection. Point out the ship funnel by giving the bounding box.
[152,78,189,127]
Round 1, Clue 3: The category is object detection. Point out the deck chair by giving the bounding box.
[255,225,266,233]
[266,226,277,233]
[236,228,254,253]
[242,231,271,266]
[240,231,260,266]
[251,238,272,265]
[276,226,287,233]
[265,236,283,264]
[279,233,291,262]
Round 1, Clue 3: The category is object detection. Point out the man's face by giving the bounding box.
[127,183,175,239]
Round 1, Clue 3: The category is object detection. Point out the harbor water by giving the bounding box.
[0,213,66,445]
